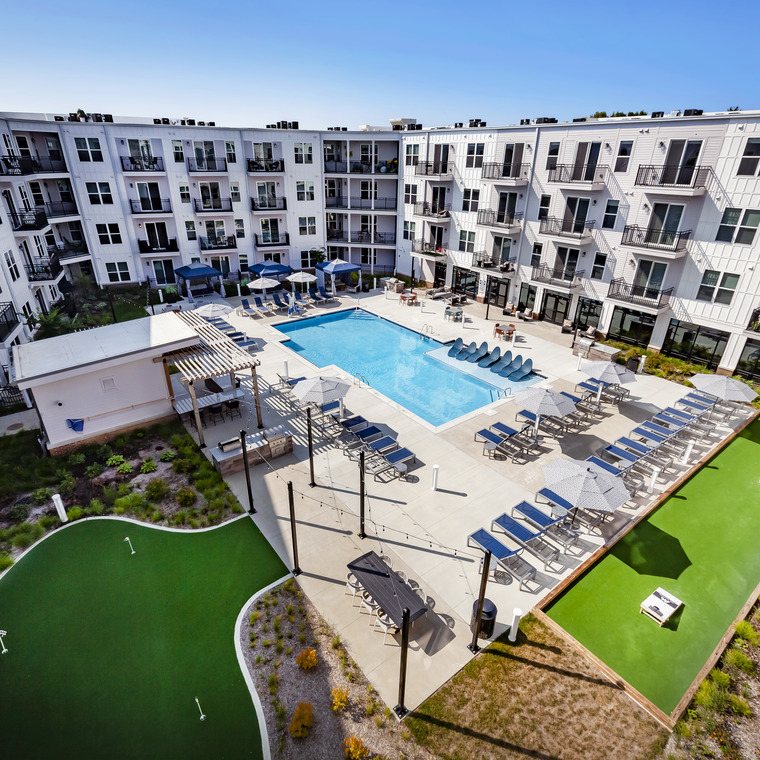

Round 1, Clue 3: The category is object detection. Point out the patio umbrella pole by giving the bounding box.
[358,451,366,539]
[393,608,411,719]
[240,430,256,514]
[251,367,264,429]
[307,407,316,487]
[287,481,301,575]
[468,549,492,654]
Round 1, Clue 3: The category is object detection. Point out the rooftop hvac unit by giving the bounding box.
[91,113,103,122]
[69,113,79,122]
[289,121,298,129]
[651,111,664,118]
[669,110,681,117]
[572,117,587,122]
[480,121,486,127]
[683,109,703,116]
[179,119,187,126]
[153,118,162,124]
[208,121,215,126]
[468,120,477,127]
[161,117,170,125]
[54,115,64,121]
[187,118,196,125]
[454,122,463,128]
[342,127,347,131]
[103,114,113,123]
[197,121,205,126]
[392,124,402,131]
[520,118,530,125]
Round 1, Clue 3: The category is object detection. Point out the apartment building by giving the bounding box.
[1,109,759,381]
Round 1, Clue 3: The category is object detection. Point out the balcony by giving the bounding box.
[481,162,530,185]
[120,156,165,172]
[547,164,609,189]
[251,197,287,211]
[0,302,20,342]
[635,164,712,196]
[531,264,585,289]
[200,235,237,251]
[411,238,448,255]
[327,229,348,242]
[472,251,515,274]
[255,232,290,247]
[413,202,451,220]
[349,197,398,210]
[44,200,78,218]
[476,209,523,232]
[324,160,348,173]
[9,208,47,231]
[349,231,396,245]
[350,161,373,174]
[621,225,691,257]
[48,240,89,261]
[539,216,595,241]
[326,197,349,209]
[0,154,67,175]
[193,197,233,213]
[24,254,63,282]
[247,158,285,173]
[415,162,454,179]
[138,238,179,255]
[746,307,760,333]
[608,278,674,310]
[130,198,172,214]
[187,157,228,173]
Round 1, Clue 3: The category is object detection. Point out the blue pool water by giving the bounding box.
[276,310,536,426]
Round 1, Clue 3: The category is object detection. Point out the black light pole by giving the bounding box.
[287,481,302,575]
[358,451,366,539]
[106,285,117,323]
[393,608,411,719]
[240,429,256,514]
[485,278,493,321]
[306,407,316,488]
[468,550,492,653]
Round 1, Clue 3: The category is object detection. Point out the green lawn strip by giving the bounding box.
[0,517,286,760]
[547,420,760,713]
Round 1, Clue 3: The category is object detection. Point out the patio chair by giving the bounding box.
[253,296,274,314]
[491,512,560,571]
[455,341,478,360]
[347,435,398,461]
[508,357,533,381]
[475,427,508,457]
[477,346,501,368]
[318,284,337,302]
[662,406,715,436]
[511,500,580,553]
[369,447,416,480]
[489,351,513,374]
[225,398,242,420]
[497,355,523,377]
[446,337,464,357]
[308,286,326,304]
[345,572,363,605]
[271,293,289,312]
[516,409,567,437]
[535,487,604,532]
[465,341,489,363]
[341,425,383,451]
[207,403,225,425]
[467,528,537,591]
[293,290,311,308]
[374,609,399,645]
[490,421,519,439]
[239,298,260,317]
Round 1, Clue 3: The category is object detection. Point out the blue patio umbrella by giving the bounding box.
[248,260,294,277]
[319,258,361,276]
[175,262,222,279]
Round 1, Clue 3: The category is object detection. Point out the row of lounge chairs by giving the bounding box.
[474,423,541,463]
[203,316,258,350]
[239,286,339,319]
[447,339,534,381]
[575,378,630,405]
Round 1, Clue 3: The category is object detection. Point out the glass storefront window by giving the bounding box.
[574,297,603,330]
[662,319,728,369]
[517,283,536,314]
[736,338,760,380]
[452,266,478,297]
[607,307,656,347]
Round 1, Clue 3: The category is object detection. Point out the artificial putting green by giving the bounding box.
[546,418,760,714]
[0,517,286,759]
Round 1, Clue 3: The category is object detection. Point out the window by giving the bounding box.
[238,252,248,270]
[29,182,44,206]
[462,189,480,212]
[538,194,551,221]
[299,216,316,235]
[74,137,103,162]
[296,181,315,201]
[4,250,19,281]
[235,219,245,238]
[172,140,184,163]
[737,139,760,176]
[737,211,760,245]
[466,143,484,168]
[530,243,542,268]
[405,144,419,166]
[546,142,560,170]
[105,262,130,283]
[403,221,416,240]
[96,223,121,245]
[225,141,236,163]
[602,199,619,229]
[179,182,190,203]
[404,184,417,205]
[458,230,475,253]
[86,181,113,205]
[294,143,313,164]
[716,208,760,245]
[614,141,633,172]
[230,182,241,202]
[253,142,273,161]
[696,270,739,305]
[22,302,33,320]
[361,247,376,265]
[591,252,607,280]
[185,221,196,241]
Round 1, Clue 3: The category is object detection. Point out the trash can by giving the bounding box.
[470,598,497,640]
[626,356,639,372]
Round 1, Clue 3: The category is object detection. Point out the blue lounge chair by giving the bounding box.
[508,357,533,381]
[271,293,289,312]
[447,337,464,357]
[478,346,501,368]
[239,298,260,317]
[474,428,506,456]
[466,529,537,591]
[343,425,383,450]
[498,355,522,377]
[293,290,311,308]
[511,501,579,553]
[490,422,518,438]
[586,455,626,476]
[474,426,529,462]
[276,374,305,391]
[253,296,274,314]
[600,444,640,467]
[318,284,337,302]
[536,487,603,532]
[370,447,416,479]
[233,337,258,350]
[347,435,398,461]
[465,341,489,363]
[455,341,478,360]
[489,351,512,373]
[308,286,325,304]
[491,513,559,571]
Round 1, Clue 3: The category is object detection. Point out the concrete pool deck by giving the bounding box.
[183,288,755,714]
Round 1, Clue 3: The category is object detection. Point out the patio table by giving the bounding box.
[174,388,243,415]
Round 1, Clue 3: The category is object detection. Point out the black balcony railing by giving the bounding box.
[481,162,530,181]
[138,238,179,254]
[413,202,451,218]
[635,164,712,189]
[199,236,237,250]
[621,225,691,252]
[326,196,348,208]
[350,161,373,174]
[47,240,89,260]
[24,255,62,282]
[44,200,78,218]
[247,158,285,172]
[255,232,290,246]
[9,208,47,231]
[531,264,585,287]
[349,231,396,244]
[326,229,348,242]
[548,164,609,184]
[130,198,171,214]
[476,209,523,228]
[120,155,165,172]
[473,252,515,271]
[187,157,228,172]
[412,238,447,254]
[251,196,287,211]
[0,154,67,175]
[539,216,595,238]
[0,302,20,341]
[608,278,674,310]
[415,161,453,177]
[193,197,233,213]
[324,160,348,173]
[349,197,397,210]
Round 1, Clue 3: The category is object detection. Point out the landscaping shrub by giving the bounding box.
[287,702,313,739]
[172,458,193,474]
[96,444,113,461]
[66,505,85,521]
[331,686,348,713]
[106,454,125,467]
[113,492,147,515]
[32,487,53,505]
[159,449,176,462]
[57,470,76,495]
[176,487,197,507]
[0,552,13,571]
[85,463,104,479]
[68,453,85,466]
[735,620,759,646]
[11,523,44,548]
[144,477,169,502]
[9,503,29,521]
[88,498,105,515]
[343,735,369,759]
[140,457,157,474]
[694,679,729,712]
[724,646,755,674]
[116,462,134,475]
[709,668,731,690]
[295,647,318,670]
[37,515,60,530]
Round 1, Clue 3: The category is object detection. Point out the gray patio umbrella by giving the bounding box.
[286,271,317,293]
[250,277,279,291]
[584,360,636,402]
[193,303,233,318]
[688,374,758,403]
[542,458,630,515]
[514,387,577,435]
[290,376,351,406]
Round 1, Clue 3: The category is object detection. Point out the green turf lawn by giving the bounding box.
[0,517,286,759]
[547,418,760,714]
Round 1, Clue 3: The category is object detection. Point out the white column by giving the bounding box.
[508,608,523,642]
[432,464,439,491]
[52,493,68,522]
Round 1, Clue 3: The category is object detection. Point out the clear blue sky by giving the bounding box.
[2,0,755,129]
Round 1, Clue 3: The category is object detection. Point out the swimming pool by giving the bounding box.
[276,310,538,426]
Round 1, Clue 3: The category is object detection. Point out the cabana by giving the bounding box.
[175,262,223,300]
[316,258,361,293]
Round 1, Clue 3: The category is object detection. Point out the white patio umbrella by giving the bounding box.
[291,376,351,416]
[584,360,637,402]
[688,374,758,403]
[286,270,317,294]
[514,387,577,435]
[192,303,233,318]
[542,458,630,516]
[250,277,279,291]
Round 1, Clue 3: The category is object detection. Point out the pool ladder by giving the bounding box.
[420,323,434,337]
[353,372,369,387]
[490,387,512,402]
